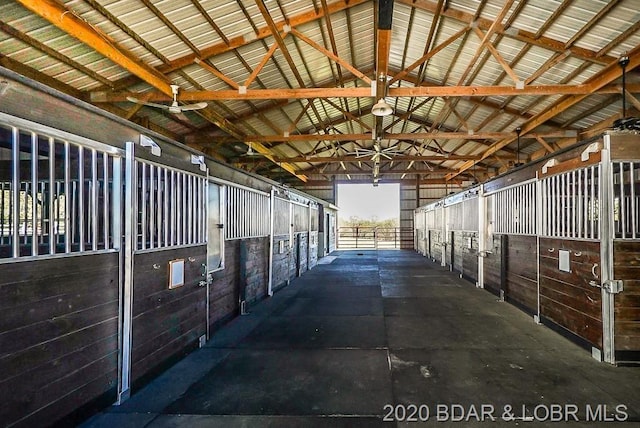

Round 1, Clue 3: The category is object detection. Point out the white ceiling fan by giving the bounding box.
[352,140,405,161]
[235,142,266,157]
[127,84,207,114]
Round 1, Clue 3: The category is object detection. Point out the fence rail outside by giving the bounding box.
[337,226,413,249]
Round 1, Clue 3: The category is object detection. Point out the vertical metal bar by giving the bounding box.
[584,169,589,239]
[140,162,146,250]
[148,164,154,249]
[55,181,60,245]
[30,132,38,256]
[576,169,582,238]
[179,172,185,245]
[545,178,550,236]
[631,162,637,239]
[268,188,275,295]
[163,168,169,247]
[530,183,536,235]
[103,153,109,249]
[188,174,193,242]
[540,180,545,235]
[112,157,122,250]
[91,149,98,251]
[599,137,615,363]
[181,173,186,244]
[591,165,596,239]
[186,174,191,244]
[157,166,162,247]
[553,175,562,237]
[11,127,20,257]
[64,142,71,253]
[118,142,135,403]
[77,146,84,252]
[200,178,205,242]
[619,162,625,238]
[570,170,575,238]
[170,170,175,246]
[184,173,189,243]
[197,178,201,242]
[560,173,566,238]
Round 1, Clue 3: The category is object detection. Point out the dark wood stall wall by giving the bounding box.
[463,233,479,283]
[453,233,464,274]
[212,238,269,311]
[483,235,504,296]
[0,253,120,427]
[613,241,640,359]
[296,233,309,277]
[131,246,207,387]
[451,232,479,282]
[272,235,292,292]
[429,229,443,264]
[209,240,240,331]
[309,232,319,270]
[445,231,454,268]
[539,238,602,349]
[504,235,538,313]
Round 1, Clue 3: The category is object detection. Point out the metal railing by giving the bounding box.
[337,226,413,249]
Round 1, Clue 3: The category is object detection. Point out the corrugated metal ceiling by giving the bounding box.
[0,0,638,187]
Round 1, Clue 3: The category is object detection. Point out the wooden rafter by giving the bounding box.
[399,0,617,65]
[91,82,640,103]
[446,46,640,180]
[15,0,173,96]
[243,130,576,143]
[290,28,371,85]
[389,26,468,85]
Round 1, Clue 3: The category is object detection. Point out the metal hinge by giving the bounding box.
[603,279,623,294]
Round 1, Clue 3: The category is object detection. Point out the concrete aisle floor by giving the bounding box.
[82,250,640,427]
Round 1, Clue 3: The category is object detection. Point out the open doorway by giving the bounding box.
[337,183,400,249]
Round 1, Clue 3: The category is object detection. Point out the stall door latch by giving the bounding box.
[603,279,624,294]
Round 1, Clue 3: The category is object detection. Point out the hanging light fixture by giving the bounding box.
[372,98,393,116]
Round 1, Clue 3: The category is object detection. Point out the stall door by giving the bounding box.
[122,141,209,395]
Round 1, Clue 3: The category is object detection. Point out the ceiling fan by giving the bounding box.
[127,84,207,114]
[235,142,265,157]
[352,140,405,161]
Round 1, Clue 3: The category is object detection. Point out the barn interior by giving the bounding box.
[1,0,640,426]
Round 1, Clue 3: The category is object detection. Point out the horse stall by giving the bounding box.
[415,130,640,365]
[443,188,480,284]
[0,70,332,427]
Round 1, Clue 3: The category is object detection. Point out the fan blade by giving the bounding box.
[178,102,208,111]
[126,97,170,110]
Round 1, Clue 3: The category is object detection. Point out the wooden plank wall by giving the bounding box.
[131,246,207,386]
[445,231,453,268]
[505,235,538,313]
[272,235,292,292]
[462,233,479,283]
[613,241,640,357]
[242,238,270,304]
[309,232,319,269]
[429,230,443,264]
[0,253,120,427]
[210,240,241,331]
[452,233,464,274]
[296,233,309,276]
[539,238,602,348]
[483,235,503,295]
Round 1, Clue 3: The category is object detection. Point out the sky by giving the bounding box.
[337,183,400,221]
